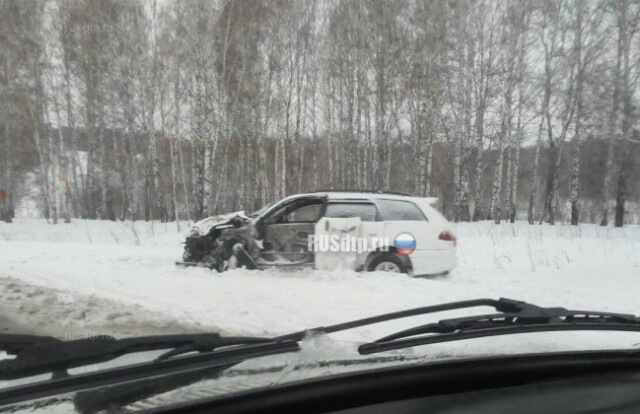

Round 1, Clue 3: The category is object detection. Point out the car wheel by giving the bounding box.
[368,253,409,274]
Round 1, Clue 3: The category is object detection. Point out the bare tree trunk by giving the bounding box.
[614,155,629,228]
[260,67,274,203]
[177,139,190,223]
[600,9,623,226]
[169,77,180,228]
[84,75,98,219]
[144,153,152,221]
[49,120,60,224]
[613,2,635,228]
[148,116,166,221]
[541,141,563,225]
[54,100,71,223]
[164,96,179,227]
[570,117,582,226]
[502,142,512,222]
[489,79,512,223]
[570,1,584,226]
[363,84,372,190]
[31,107,54,222]
[63,55,80,219]
[203,88,214,215]
[1,60,14,223]
[97,119,111,220]
[294,48,305,193]
[471,109,485,221]
[425,131,433,196]
[31,59,56,222]
[489,145,504,223]
[94,63,113,221]
[385,131,392,190]
[310,72,319,193]
[458,44,473,222]
[453,129,462,222]
[116,130,128,221]
[510,143,520,223]
[123,101,138,220]
[279,137,286,197]
[0,119,13,223]
[192,139,205,220]
[539,11,576,226]
[237,134,245,209]
[374,53,386,190]
[600,140,616,226]
[212,126,231,214]
[510,16,527,224]
[528,116,544,224]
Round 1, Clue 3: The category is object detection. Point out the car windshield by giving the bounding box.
[249,201,275,218]
[1,0,640,412]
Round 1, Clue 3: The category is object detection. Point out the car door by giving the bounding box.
[259,196,325,261]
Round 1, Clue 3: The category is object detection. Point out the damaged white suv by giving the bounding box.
[180,191,457,276]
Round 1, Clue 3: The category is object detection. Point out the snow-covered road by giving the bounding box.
[1,219,639,342]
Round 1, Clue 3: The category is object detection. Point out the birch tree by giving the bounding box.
[568,1,606,225]
[538,0,577,225]
[2,0,639,224]
[488,2,522,223]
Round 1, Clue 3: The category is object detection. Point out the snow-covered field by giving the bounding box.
[1,219,639,345]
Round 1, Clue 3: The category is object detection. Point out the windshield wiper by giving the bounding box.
[0,334,60,355]
[1,299,507,410]
[359,298,640,354]
[3,298,640,412]
[69,299,542,412]
[0,333,278,380]
[277,298,511,341]
[0,335,300,409]
[1,299,506,380]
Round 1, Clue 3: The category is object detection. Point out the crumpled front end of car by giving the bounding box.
[180,211,260,271]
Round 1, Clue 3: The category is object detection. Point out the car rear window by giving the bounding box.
[376,199,427,221]
[324,203,378,222]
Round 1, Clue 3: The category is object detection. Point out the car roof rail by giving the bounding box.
[312,189,413,197]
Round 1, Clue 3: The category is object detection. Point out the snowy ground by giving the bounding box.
[1,218,639,345]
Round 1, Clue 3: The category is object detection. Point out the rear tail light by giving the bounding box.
[439,231,456,245]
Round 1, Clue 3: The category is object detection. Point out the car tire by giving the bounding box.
[231,242,258,270]
[368,253,409,274]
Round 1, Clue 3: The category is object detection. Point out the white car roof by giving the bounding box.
[268,192,447,223]
[294,191,438,204]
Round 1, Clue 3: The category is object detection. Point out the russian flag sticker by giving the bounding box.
[394,233,416,255]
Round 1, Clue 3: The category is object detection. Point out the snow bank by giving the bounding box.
[456,221,640,275]
[0,218,189,246]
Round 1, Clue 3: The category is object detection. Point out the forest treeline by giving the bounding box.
[0,0,639,226]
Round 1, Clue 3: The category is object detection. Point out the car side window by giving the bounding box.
[324,203,378,222]
[265,199,323,224]
[289,204,322,222]
[376,199,427,221]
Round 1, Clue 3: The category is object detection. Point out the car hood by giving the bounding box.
[187,211,251,236]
